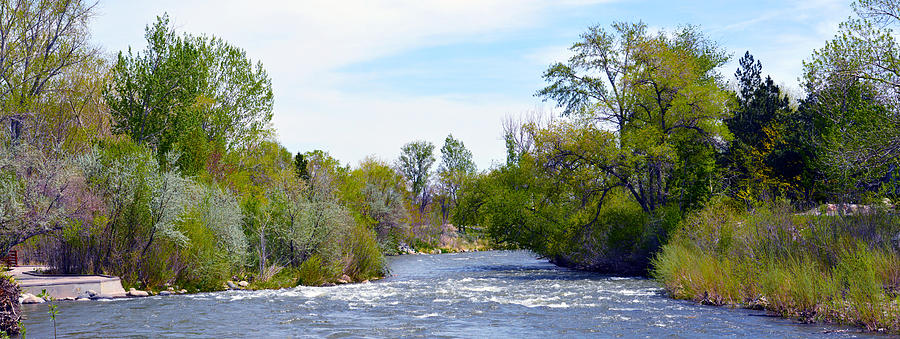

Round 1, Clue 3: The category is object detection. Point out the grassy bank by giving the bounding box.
[653,202,900,333]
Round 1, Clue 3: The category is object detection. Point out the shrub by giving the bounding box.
[654,203,900,332]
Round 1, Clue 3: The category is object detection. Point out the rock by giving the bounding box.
[127,288,149,297]
[178,289,187,294]
[158,291,172,296]
[85,290,98,298]
[226,281,239,289]
[340,275,352,283]
[75,297,91,301]
[361,280,369,284]
[238,281,249,287]
[322,282,336,287]
[21,295,45,304]
[60,297,75,301]
[167,287,175,291]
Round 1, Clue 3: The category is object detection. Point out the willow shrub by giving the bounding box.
[342,224,386,281]
[39,139,249,290]
[653,200,900,332]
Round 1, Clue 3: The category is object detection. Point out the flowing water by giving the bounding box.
[20,251,881,338]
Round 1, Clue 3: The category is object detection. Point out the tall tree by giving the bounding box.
[722,52,796,204]
[537,22,732,214]
[803,0,900,200]
[398,140,435,213]
[105,14,204,151]
[194,35,273,150]
[0,0,99,143]
[436,134,476,225]
[106,14,275,174]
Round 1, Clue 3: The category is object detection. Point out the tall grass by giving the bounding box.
[653,201,900,332]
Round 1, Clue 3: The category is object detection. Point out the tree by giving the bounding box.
[105,14,204,153]
[194,35,273,150]
[0,143,97,257]
[537,22,732,214]
[802,0,900,200]
[436,134,476,226]
[398,140,435,213]
[293,152,309,180]
[722,52,797,204]
[340,157,407,237]
[0,0,99,143]
[105,14,274,174]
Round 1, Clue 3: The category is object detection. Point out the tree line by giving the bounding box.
[0,1,484,306]
[452,0,900,275]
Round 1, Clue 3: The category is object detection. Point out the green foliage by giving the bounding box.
[340,157,407,238]
[105,14,274,175]
[106,14,204,151]
[722,52,804,205]
[0,0,98,144]
[654,203,900,332]
[536,22,732,215]
[800,0,900,202]
[398,140,435,212]
[297,255,331,286]
[342,224,387,280]
[436,134,476,226]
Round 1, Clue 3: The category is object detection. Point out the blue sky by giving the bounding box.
[90,0,851,170]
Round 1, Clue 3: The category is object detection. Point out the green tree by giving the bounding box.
[0,0,99,144]
[722,52,797,204]
[293,152,309,180]
[340,157,407,238]
[436,134,476,226]
[537,22,732,214]
[105,14,204,157]
[803,0,900,201]
[106,14,274,174]
[398,140,435,213]
[194,35,273,150]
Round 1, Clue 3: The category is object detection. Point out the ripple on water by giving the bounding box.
[18,250,884,339]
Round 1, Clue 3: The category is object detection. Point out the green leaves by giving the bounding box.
[536,22,731,214]
[398,140,435,211]
[105,13,274,174]
[106,14,204,149]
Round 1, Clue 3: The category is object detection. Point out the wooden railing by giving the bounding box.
[3,250,17,268]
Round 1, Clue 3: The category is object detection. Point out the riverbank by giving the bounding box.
[652,203,900,334]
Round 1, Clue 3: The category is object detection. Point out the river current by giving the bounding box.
[21,251,881,338]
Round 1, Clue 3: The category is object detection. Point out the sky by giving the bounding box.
[89,0,852,170]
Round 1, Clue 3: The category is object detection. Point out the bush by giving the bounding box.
[342,224,386,280]
[654,202,900,332]
[0,274,19,335]
[297,255,330,286]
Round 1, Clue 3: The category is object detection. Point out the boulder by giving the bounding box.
[127,288,149,297]
[336,275,352,284]
[226,281,238,289]
[84,290,98,298]
[21,295,44,304]
[238,281,249,287]
[158,291,172,296]
[178,289,187,294]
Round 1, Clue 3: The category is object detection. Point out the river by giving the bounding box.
[20,251,880,338]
